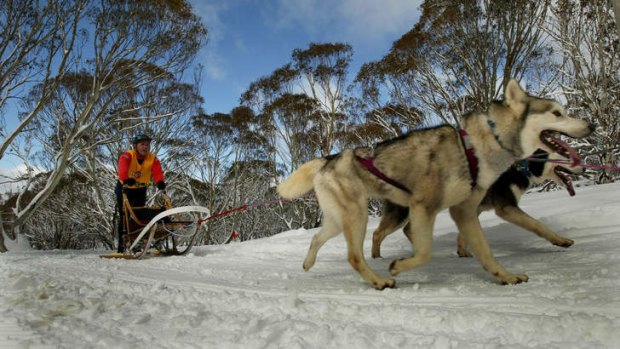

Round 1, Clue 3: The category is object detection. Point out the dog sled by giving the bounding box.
[101,190,211,260]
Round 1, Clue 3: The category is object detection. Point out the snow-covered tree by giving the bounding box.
[0,0,208,251]
[549,0,620,182]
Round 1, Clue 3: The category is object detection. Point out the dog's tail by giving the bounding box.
[277,158,326,199]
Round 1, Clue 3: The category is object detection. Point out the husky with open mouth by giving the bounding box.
[278,80,593,289]
[371,149,585,260]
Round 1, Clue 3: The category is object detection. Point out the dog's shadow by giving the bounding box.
[374,222,573,285]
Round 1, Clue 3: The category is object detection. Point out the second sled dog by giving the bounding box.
[371,150,584,260]
[277,80,593,289]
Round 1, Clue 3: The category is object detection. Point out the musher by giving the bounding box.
[115,133,166,252]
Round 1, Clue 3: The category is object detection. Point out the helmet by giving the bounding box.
[132,133,152,145]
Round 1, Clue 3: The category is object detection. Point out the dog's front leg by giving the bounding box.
[494,205,574,248]
[450,192,529,285]
[457,206,491,257]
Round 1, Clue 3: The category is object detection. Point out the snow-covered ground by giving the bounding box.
[1,182,619,348]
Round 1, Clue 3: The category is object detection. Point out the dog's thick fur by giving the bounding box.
[371,151,584,260]
[278,80,593,289]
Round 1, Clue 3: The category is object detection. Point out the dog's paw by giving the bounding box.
[457,248,472,257]
[373,278,396,290]
[552,238,574,248]
[302,259,315,272]
[388,259,404,276]
[499,273,529,285]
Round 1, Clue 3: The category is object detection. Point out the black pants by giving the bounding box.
[115,182,147,252]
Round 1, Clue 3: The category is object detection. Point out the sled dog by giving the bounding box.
[371,150,584,260]
[277,80,593,289]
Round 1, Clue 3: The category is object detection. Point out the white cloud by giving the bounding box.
[0,164,31,196]
[188,1,230,81]
[271,0,422,48]
[202,50,227,81]
[341,0,422,41]
[190,0,422,81]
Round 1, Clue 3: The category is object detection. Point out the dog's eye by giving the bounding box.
[552,111,562,117]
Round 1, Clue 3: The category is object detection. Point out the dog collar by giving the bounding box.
[458,129,479,188]
[486,118,504,147]
[515,159,531,178]
[523,149,549,177]
[487,118,520,157]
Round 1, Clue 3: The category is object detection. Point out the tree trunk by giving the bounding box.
[613,0,620,35]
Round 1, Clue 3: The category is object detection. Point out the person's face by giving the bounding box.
[135,140,150,156]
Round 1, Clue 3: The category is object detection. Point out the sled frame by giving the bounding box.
[117,191,201,259]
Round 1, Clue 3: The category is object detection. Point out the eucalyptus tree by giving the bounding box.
[355,0,553,130]
[1,0,208,251]
[0,0,86,159]
[291,42,353,156]
[240,44,354,231]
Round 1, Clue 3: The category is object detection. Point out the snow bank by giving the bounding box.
[1,183,619,348]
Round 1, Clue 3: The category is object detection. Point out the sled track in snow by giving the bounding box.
[104,264,620,319]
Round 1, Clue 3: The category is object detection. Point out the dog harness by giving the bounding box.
[355,156,412,194]
[458,129,479,188]
[356,128,480,193]
[515,149,549,178]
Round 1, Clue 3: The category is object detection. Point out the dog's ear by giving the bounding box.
[504,79,527,112]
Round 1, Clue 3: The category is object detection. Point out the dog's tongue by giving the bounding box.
[550,135,582,167]
[554,168,576,196]
[553,167,575,196]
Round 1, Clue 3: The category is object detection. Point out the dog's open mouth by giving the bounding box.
[540,130,582,166]
[554,166,576,196]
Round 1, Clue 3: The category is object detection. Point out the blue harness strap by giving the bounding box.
[516,159,531,178]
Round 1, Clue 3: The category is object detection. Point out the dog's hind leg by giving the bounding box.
[389,205,437,276]
[342,201,396,290]
[450,192,529,285]
[494,205,574,248]
[456,232,472,257]
[372,202,409,259]
[303,216,341,271]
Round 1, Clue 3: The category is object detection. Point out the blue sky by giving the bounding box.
[0,1,421,173]
[188,0,422,114]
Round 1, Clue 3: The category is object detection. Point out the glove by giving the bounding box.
[156,181,166,190]
[123,178,136,186]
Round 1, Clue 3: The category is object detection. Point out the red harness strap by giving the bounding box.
[356,128,478,193]
[458,129,479,188]
[355,156,412,194]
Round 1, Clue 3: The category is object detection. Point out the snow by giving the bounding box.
[1,182,619,349]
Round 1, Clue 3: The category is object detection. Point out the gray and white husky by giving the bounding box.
[278,80,593,289]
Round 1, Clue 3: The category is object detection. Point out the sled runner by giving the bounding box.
[101,191,210,260]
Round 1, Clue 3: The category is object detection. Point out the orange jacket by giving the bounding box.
[117,150,164,187]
